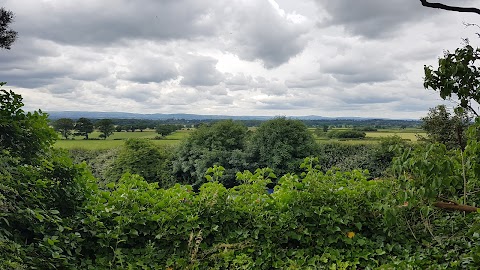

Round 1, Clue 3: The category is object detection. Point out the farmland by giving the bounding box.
[54,129,193,149]
[54,126,425,150]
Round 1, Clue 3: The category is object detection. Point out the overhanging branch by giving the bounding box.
[420,0,480,15]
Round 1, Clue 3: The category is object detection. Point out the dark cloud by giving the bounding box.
[314,0,436,38]
[225,0,309,68]
[118,57,179,84]
[5,0,219,46]
[180,55,224,86]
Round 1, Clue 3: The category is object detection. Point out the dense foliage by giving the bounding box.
[420,104,470,149]
[2,87,480,269]
[424,44,480,116]
[173,120,249,188]
[326,130,366,139]
[105,139,175,187]
[246,117,318,177]
[0,84,57,162]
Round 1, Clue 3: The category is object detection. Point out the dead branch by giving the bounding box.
[433,201,478,213]
[420,0,480,15]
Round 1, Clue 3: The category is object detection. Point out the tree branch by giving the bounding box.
[420,0,480,15]
[434,201,478,213]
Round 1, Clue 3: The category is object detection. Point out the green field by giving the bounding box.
[312,127,425,144]
[54,129,193,149]
[56,127,426,149]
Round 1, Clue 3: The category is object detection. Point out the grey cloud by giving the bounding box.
[118,57,179,84]
[225,1,309,68]
[5,0,219,46]
[286,74,333,88]
[321,51,401,84]
[314,0,436,38]
[180,55,224,86]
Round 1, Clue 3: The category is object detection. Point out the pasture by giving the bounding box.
[313,127,425,144]
[54,129,193,150]
[55,126,426,150]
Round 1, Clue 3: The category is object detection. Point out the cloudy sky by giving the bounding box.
[1,0,479,119]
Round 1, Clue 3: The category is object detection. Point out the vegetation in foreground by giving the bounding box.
[2,82,480,269]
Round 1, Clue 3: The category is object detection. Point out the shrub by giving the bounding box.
[327,130,366,139]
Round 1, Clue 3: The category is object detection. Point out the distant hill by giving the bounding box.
[46,111,417,121]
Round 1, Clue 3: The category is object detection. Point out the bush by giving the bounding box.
[105,139,175,187]
[246,117,318,177]
[327,130,366,139]
[172,120,249,188]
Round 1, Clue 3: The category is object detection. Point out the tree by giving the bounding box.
[75,117,94,139]
[105,139,174,187]
[96,119,115,139]
[0,86,93,268]
[424,45,480,116]
[246,117,318,176]
[0,83,57,161]
[0,7,17,50]
[419,0,480,15]
[53,118,74,139]
[155,124,180,137]
[172,120,249,187]
[420,105,470,150]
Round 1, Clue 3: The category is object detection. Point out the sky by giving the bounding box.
[1,0,480,119]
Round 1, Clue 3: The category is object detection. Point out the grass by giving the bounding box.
[56,127,425,150]
[312,127,426,144]
[54,129,194,150]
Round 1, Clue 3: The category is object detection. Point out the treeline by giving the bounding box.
[49,117,422,130]
[51,117,183,140]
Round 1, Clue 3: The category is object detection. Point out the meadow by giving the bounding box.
[54,129,193,149]
[54,127,425,150]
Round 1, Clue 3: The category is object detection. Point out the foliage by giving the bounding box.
[327,129,366,139]
[155,124,182,137]
[314,137,408,179]
[105,139,175,187]
[420,104,470,149]
[173,120,249,188]
[95,119,115,140]
[75,118,94,139]
[68,147,121,180]
[53,118,75,139]
[0,7,17,50]
[354,126,377,132]
[0,89,95,268]
[0,84,57,162]
[424,44,480,115]
[246,117,317,177]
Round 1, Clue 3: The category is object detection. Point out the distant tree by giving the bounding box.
[53,118,74,139]
[246,117,318,176]
[0,7,17,50]
[96,119,115,140]
[327,130,366,139]
[155,124,179,137]
[323,124,329,132]
[74,117,94,139]
[421,105,470,150]
[137,122,147,132]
